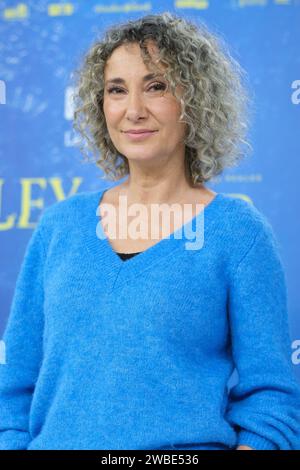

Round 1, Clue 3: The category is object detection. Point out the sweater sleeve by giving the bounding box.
[225,220,300,450]
[0,218,46,450]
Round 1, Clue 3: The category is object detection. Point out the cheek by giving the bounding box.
[157,98,182,122]
[103,101,121,125]
[164,111,185,133]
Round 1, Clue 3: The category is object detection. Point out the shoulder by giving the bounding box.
[218,193,275,235]
[215,193,282,268]
[40,189,100,224]
[35,189,101,244]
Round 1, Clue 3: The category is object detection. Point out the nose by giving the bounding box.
[125,89,148,122]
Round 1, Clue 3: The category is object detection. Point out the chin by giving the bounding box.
[126,153,161,162]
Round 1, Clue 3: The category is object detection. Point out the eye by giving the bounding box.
[107,87,124,94]
[148,82,167,92]
[107,82,167,95]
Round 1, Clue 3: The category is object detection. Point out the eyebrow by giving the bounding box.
[105,73,163,86]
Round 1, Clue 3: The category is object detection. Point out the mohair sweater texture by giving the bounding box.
[1,189,300,450]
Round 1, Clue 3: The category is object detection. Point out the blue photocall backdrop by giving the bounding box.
[0,0,300,389]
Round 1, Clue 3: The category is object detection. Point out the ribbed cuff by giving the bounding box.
[237,430,278,450]
[0,430,31,450]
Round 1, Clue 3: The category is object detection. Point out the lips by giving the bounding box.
[124,130,157,134]
[123,130,158,140]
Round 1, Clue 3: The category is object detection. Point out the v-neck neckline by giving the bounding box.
[84,188,225,284]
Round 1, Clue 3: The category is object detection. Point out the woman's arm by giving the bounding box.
[225,219,300,450]
[0,217,46,449]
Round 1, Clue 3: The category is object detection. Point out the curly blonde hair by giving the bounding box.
[72,11,253,184]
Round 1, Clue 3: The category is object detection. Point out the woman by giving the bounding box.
[1,12,300,451]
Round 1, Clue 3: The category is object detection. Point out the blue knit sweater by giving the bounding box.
[1,189,300,450]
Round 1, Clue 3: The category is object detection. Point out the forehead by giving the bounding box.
[103,40,184,97]
[104,41,163,75]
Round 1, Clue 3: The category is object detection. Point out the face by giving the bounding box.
[103,41,187,168]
